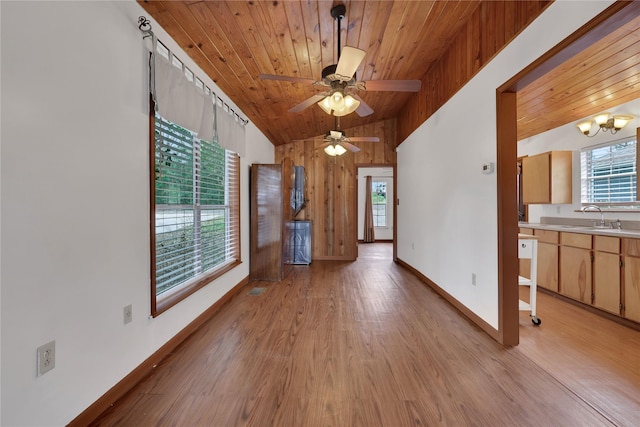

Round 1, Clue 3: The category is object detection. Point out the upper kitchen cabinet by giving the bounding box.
[522,151,572,204]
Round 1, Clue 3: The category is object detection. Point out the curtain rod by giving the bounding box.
[137,16,248,126]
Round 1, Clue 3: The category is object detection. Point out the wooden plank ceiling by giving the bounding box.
[138,0,640,147]
[517,10,640,140]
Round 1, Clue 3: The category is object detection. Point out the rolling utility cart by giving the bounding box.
[518,235,541,326]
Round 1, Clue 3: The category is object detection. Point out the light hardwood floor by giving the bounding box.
[91,243,639,426]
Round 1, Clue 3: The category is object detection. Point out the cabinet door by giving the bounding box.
[593,251,620,314]
[250,164,284,281]
[538,242,558,292]
[623,256,640,323]
[522,153,550,204]
[560,246,592,303]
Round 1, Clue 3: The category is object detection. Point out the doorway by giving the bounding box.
[496,2,638,345]
[356,165,397,261]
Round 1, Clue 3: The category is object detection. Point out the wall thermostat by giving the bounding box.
[482,162,495,174]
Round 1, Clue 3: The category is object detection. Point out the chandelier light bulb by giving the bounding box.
[331,91,345,109]
[576,121,593,135]
[613,115,633,130]
[593,112,611,127]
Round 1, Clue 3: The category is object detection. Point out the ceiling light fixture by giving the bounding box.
[324,143,347,156]
[576,112,634,137]
[317,89,360,117]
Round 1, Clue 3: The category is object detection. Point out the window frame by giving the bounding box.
[149,101,241,317]
[580,135,638,208]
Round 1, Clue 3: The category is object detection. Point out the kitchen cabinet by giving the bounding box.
[534,229,559,292]
[560,232,592,304]
[592,236,621,315]
[622,238,640,323]
[522,151,572,204]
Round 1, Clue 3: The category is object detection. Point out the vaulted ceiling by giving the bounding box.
[138,0,640,147]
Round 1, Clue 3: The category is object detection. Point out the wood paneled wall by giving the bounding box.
[275,118,397,260]
[398,0,551,143]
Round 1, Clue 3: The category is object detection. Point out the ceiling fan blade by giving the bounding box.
[348,136,380,143]
[352,94,374,117]
[289,94,327,113]
[363,79,422,92]
[341,141,361,153]
[259,74,317,85]
[335,46,366,80]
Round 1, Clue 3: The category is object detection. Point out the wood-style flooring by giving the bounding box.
[91,243,640,426]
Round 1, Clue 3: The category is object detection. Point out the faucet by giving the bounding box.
[581,205,605,227]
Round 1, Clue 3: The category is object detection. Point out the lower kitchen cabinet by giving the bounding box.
[592,236,621,315]
[623,239,640,323]
[519,227,640,327]
[536,230,559,292]
[560,232,592,304]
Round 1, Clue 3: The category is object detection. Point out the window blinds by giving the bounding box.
[581,138,637,203]
[154,117,240,297]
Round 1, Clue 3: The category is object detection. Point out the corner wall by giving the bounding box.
[396,1,613,329]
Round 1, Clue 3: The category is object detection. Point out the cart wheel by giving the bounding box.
[531,317,541,326]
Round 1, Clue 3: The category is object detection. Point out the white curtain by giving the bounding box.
[153,53,214,142]
[216,101,246,157]
[151,46,246,154]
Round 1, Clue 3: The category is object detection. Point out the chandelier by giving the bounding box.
[576,112,634,137]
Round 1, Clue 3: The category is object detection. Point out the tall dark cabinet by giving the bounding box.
[249,160,294,281]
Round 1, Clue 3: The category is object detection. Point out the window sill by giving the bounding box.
[153,259,242,317]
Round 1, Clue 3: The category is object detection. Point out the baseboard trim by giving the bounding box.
[67,276,250,427]
[395,258,500,342]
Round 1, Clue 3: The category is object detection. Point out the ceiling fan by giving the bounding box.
[259,4,422,117]
[296,117,380,156]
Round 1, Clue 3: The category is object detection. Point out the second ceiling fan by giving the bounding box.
[259,4,422,117]
[295,117,380,156]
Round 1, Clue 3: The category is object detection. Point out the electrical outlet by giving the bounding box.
[37,341,55,376]
[123,304,133,325]
[472,273,477,286]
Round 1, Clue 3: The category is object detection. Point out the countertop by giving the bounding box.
[519,222,640,238]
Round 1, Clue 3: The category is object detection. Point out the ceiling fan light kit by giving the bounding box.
[324,144,348,157]
[576,112,634,137]
[317,91,360,116]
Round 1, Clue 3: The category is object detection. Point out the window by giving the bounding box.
[581,137,637,205]
[152,114,240,316]
[372,180,387,227]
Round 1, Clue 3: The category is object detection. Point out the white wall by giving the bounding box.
[518,97,640,223]
[396,1,614,328]
[0,1,273,425]
[357,167,394,241]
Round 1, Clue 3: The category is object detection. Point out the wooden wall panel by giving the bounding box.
[398,1,550,143]
[276,118,396,260]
